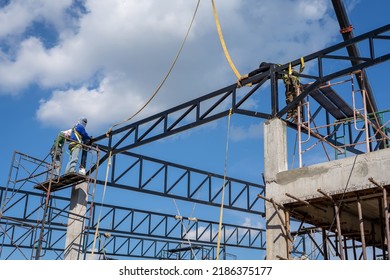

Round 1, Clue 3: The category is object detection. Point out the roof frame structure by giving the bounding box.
[1,9,390,259]
[93,23,390,170]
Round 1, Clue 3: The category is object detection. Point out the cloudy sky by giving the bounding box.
[0,0,389,260]
[1,0,387,164]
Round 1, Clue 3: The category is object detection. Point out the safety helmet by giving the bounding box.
[79,117,88,126]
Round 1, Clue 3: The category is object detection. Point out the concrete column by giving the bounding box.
[64,182,88,260]
[264,118,289,260]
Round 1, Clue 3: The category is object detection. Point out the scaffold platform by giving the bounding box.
[34,172,89,192]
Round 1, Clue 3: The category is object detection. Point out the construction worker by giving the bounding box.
[282,69,301,122]
[64,117,92,174]
[50,129,72,178]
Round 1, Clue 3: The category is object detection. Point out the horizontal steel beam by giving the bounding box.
[105,151,264,215]
[0,186,266,261]
[92,24,390,167]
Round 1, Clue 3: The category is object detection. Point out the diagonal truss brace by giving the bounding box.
[0,187,266,253]
[92,24,390,169]
[104,151,264,215]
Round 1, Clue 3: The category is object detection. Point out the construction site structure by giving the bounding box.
[0,138,101,260]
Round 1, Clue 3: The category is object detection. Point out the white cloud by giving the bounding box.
[0,0,72,37]
[344,0,361,13]
[242,216,263,229]
[0,0,339,134]
[230,123,263,142]
[36,72,156,132]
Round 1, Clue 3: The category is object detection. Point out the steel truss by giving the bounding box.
[1,23,390,260]
[1,143,265,259]
[0,186,265,259]
[84,234,220,260]
[0,221,219,260]
[102,151,264,215]
[94,24,390,163]
[88,24,390,260]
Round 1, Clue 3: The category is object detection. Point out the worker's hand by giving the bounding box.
[85,137,93,145]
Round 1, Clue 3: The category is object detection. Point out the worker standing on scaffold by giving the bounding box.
[65,117,92,174]
[282,60,305,122]
[283,70,300,121]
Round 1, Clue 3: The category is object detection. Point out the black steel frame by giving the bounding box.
[0,186,265,259]
[104,151,264,215]
[94,23,390,165]
[1,21,390,259]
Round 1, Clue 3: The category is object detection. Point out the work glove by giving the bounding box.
[85,137,92,145]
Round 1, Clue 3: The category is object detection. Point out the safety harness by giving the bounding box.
[69,127,82,152]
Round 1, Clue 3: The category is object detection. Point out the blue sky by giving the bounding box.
[0,0,389,260]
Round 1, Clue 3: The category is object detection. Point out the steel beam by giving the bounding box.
[105,151,264,215]
[91,24,390,170]
[0,186,266,260]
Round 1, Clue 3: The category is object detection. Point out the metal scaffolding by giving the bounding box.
[296,71,390,167]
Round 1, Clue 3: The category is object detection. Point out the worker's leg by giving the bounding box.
[53,154,61,177]
[285,90,294,120]
[65,145,81,173]
[50,149,61,178]
[291,86,300,121]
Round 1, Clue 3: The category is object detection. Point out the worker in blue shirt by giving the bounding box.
[65,117,92,174]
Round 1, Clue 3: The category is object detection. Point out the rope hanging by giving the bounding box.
[91,151,112,256]
[211,0,244,84]
[216,108,233,260]
[105,0,201,137]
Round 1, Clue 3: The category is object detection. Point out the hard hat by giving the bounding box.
[79,117,88,126]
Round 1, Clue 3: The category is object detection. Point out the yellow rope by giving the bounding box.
[216,108,233,260]
[105,0,201,137]
[211,0,242,81]
[91,151,112,256]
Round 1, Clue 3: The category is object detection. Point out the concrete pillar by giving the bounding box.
[64,182,88,260]
[263,118,289,260]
